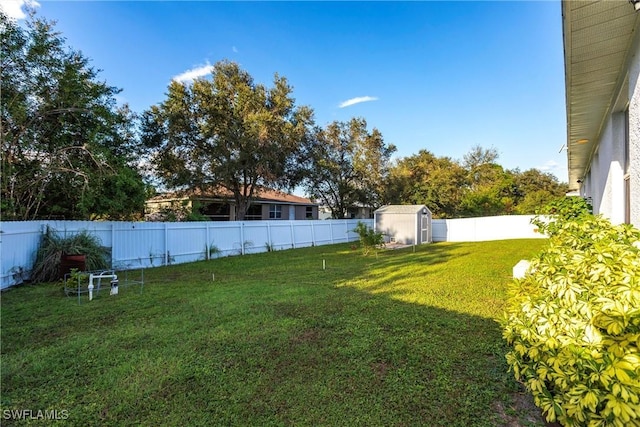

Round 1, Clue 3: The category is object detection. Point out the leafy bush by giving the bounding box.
[353,221,384,255]
[31,227,110,283]
[532,196,593,237]
[503,202,640,426]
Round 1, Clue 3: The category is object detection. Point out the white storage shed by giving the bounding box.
[374,205,432,245]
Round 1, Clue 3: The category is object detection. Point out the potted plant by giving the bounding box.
[31,227,110,283]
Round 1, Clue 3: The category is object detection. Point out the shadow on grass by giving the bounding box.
[0,242,547,427]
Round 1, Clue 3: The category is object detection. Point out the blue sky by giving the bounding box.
[4,0,568,182]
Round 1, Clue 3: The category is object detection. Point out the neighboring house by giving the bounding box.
[562,0,640,227]
[317,205,374,220]
[145,187,318,221]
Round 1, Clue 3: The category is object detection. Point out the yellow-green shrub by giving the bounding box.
[503,204,640,426]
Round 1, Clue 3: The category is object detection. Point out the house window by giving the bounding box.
[269,204,282,219]
[202,203,230,221]
[305,206,313,219]
[245,204,263,221]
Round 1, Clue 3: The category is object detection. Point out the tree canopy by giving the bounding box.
[387,147,568,218]
[1,11,147,220]
[301,118,396,219]
[386,150,467,218]
[141,60,314,220]
[0,11,569,222]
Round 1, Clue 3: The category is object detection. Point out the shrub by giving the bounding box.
[31,227,110,283]
[353,221,384,256]
[532,196,593,237]
[503,202,640,426]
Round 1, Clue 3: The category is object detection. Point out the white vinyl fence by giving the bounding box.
[0,219,367,290]
[0,215,545,290]
[431,215,546,242]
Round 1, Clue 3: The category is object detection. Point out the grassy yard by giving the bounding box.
[1,239,549,426]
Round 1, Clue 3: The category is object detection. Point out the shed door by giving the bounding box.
[420,214,429,243]
[289,205,296,220]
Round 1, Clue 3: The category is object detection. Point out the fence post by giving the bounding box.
[206,222,210,260]
[267,222,272,248]
[330,220,334,243]
[164,222,169,265]
[240,222,245,255]
[290,221,295,249]
[311,221,315,246]
[111,223,116,269]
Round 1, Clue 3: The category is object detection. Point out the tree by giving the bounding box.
[386,150,467,218]
[141,60,314,220]
[511,168,569,214]
[0,11,147,220]
[459,146,515,216]
[462,145,499,171]
[301,118,395,219]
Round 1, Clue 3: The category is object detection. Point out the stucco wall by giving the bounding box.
[588,113,627,224]
[630,34,640,227]
[581,30,639,228]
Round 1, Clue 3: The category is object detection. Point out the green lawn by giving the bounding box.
[1,240,548,426]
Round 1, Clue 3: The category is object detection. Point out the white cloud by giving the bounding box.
[338,96,378,108]
[0,0,40,20]
[172,62,214,83]
[538,160,559,172]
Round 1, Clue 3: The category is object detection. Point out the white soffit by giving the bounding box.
[562,0,639,189]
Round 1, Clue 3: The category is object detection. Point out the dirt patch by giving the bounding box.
[370,361,390,381]
[290,328,321,344]
[493,392,562,427]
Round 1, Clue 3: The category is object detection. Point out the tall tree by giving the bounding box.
[352,126,396,210]
[457,145,514,216]
[462,145,499,171]
[511,168,569,214]
[386,150,467,218]
[141,60,314,220]
[1,11,147,220]
[302,118,395,219]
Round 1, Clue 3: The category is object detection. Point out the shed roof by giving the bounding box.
[374,205,430,214]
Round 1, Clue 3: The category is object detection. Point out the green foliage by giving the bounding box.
[208,244,221,259]
[387,147,568,219]
[302,118,396,219]
[146,199,210,222]
[514,191,563,216]
[503,207,640,426]
[141,60,314,220]
[386,150,467,219]
[353,221,385,255]
[31,228,110,283]
[64,268,91,295]
[184,201,210,222]
[1,11,146,220]
[532,196,593,237]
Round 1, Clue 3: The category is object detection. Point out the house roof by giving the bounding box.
[374,205,430,215]
[147,186,316,205]
[562,0,639,190]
